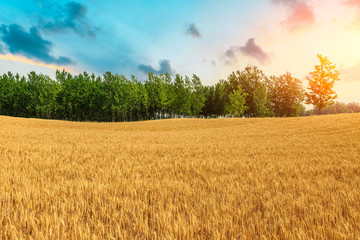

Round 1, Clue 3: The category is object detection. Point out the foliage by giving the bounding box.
[301,101,360,116]
[225,85,248,117]
[190,74,206,116]
[227,66,271,117]
[0,61,351,121]
[267,72,305,117]
[305,54,340,114]
[0,71,207,121]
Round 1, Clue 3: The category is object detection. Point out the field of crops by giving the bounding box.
[1,114,360,239]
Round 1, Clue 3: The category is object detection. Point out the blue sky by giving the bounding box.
[0,0,269,78]
[1,0,360,103]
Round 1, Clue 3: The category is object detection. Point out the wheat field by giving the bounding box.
[0,114,359,239]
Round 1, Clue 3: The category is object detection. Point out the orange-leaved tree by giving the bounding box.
[305,54,340,114]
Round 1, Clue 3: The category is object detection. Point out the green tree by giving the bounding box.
[0,72,17,116]
[173,74,186,115]
[155,74,170,116]
[305,54,340,114]
[202,86,216,117]
[138,81,150,120]
[190,74,206,116]
[227,66,271,117]
[267,72,305,117]
[214,80,227,116]
[107,73,129,121]
[144,73,158,117]
[225,85,248,117]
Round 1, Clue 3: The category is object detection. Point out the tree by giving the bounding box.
[202,86,216,117]
[305,54,340,114]
[347,102,360,113]
[138,82,150,120]
[213,80,227,116]
[227,66,271,117]
[267,72,305,117]
[225,85,248,117]
[319,102,349,115]
[172,74,186,115]
[155,74,170,116]
[190,74,206,116]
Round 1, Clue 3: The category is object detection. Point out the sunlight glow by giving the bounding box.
[0,54,73,73]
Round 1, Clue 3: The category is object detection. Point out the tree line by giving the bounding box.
[302,102,360,116]
[0,55,356,122]
[0,66,306,122]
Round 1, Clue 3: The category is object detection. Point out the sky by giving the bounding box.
[1,0,360,103]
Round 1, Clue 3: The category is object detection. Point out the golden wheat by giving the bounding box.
[0,114,360,239]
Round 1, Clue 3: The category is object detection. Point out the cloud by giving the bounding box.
[0,54,74,72]
[344,0,360,6]
[203,59,216,67]
[225,38,269,64]
[339,62,360,82]
[240,39,269,63]
[271,0,296,4]
[0,24,74,65]
[225,48,237,59]
[0,44,4,54]
[39,1,96,37]
[185,23,201,38]
[344,0,360,28]
[271,0,315,30]
[138,59,175,75]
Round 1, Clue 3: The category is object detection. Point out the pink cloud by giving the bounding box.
[344,0,360,6]
[272,0,315,30]
[339,62,360,82]
[225,38,269,64]
[344,0,360,28]
[283,2,315,29]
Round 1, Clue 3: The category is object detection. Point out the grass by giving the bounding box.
[0,113,360,239]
